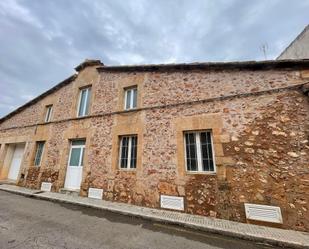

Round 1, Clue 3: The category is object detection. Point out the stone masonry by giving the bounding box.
[0,59,308,232]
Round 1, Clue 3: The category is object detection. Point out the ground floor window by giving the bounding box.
[119,135,137,169]
[184,131,215,172]
[34,141,45,166]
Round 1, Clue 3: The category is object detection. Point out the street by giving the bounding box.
[0,190,281,249]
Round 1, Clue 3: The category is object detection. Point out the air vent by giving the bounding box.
[160,195,184,211]
[245,203,283,224]
[88,188,103,199]
[40,182,52,192]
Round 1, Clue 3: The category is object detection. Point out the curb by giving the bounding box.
[0,187,308,249]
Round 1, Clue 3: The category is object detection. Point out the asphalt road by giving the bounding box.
[0,190,282,249]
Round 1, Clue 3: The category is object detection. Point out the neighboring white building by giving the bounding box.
[277,25,309,59]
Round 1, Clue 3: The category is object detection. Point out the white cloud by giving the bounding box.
[0,0,42,28]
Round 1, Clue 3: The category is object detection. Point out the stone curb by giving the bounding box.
[0,186,308,249]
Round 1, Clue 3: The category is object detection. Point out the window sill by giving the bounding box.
[123,108,138,112]
[76,115,89,119]
[186,171,216,175]
[118,168,137,172]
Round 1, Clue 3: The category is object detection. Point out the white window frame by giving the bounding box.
[184,130,216,173]
[124,87,137,110]
[34,141,45,166]
[68,140,86,167]
[77,87,91,117]
[44,105,53,122]
[119,135,137,169]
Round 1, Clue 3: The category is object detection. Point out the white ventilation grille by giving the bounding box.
[40,182,52,192]
[88,188,103,199]
[160,195,184,211]
[245,203,283,224]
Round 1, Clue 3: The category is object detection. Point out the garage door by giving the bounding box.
[8,144,25,181]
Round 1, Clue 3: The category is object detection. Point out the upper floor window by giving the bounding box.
[77,87,91,117]
[124,87,137,110]
[184,131,215,173]
[44,105,53,122]
[34,141,45,166]
[119,135,137,169]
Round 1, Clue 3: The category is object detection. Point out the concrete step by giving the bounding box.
[59,188,79,197]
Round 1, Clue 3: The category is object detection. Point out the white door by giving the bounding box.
[64,140,85,190]
[8,144,25,180]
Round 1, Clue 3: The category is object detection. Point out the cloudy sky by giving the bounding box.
[0,0,308,118]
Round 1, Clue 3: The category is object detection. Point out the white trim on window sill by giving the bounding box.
[123,107,138,111]
[75,115,89,120]
[185,171,216,175]
[118,168,137,172]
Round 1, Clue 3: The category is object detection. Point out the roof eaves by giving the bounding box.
[97,59,309,72]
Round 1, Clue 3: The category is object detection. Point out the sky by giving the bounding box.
[0,0,308,118]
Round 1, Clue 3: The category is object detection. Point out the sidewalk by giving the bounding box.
[0,184,308,249]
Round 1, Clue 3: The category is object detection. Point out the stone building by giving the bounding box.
[0,59,308,232]
[277,24,309,59]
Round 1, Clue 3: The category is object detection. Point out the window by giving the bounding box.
[44,105,53,122]
[69,140,86,167]
[77,87,91,117]
[184,131,215,172]
[34,141,45,166]
[119,135,137,169]
[124,87,137,110]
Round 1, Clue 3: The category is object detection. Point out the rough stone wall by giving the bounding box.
[125,89,307,231]
[80,88,309,231]
[223,91,309,231]
[0,66,308,232]
[0,68,303,131]
[96,69,303,113]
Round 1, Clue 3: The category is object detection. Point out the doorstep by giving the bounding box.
[0,184,308,249]
[59,188,80,196]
